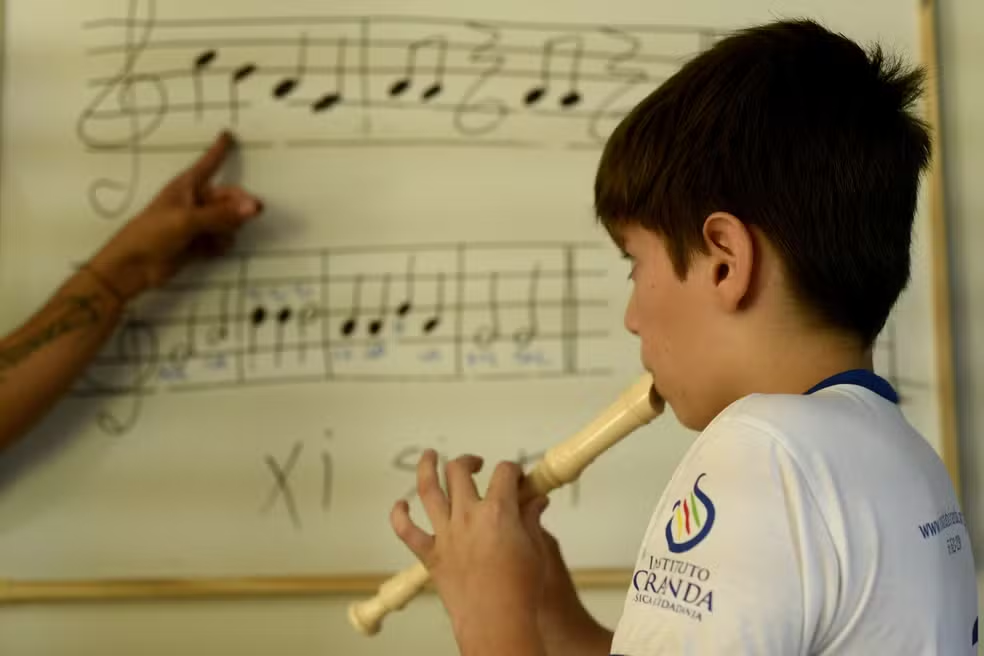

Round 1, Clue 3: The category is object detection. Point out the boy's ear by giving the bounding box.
[701,212,755,311]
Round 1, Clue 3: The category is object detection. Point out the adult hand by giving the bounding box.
[87,131,262,302]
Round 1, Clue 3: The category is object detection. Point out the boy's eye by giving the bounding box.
[621,252,636,280]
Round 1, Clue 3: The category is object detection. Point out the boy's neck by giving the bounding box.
[733,326,872,399]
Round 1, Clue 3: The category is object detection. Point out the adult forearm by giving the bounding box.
[0,267,123,450]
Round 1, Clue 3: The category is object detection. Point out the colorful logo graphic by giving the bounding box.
[665,473,716,553]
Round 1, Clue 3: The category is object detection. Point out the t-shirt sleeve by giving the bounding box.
[610,416,834,655]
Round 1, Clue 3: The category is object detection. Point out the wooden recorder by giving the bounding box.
[348,374,665,635]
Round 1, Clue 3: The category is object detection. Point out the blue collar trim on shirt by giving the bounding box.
[805,369,900,404]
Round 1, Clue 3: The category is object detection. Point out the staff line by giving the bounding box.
[86,37,692,67]
[85,65,663,91]
[156,269,610,292]
[83,15,719,37]
[122,300,611,329]
[92,328,612,367]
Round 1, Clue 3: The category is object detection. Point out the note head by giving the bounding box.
[390,79,411,97]
[273,79,299,99]
[422,317,441,334]
[196,50,218,69]
[299,305,320,323]
[169,343,194,364]
[396,302,412,317]
[234,64,258,83]
[513,327,536,349]
[205,325,229,345]
[473,326,499,349]
[421,84,442,102]
[251,307,267,326]
[369,320,384,336]
[341,319,358,337]
[313,94,342,112]
[277,308,293,324]
[560,91,582,108]
[524,87,546,106]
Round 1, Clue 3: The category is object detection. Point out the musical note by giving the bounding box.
[396,256,416,318]
[524,35,584,108]
[274,307,293,367]
[368,274,391,337]
[248,305,267,367]
[166,303,198,377]
[297,303,319,363]
[389,36,448,102]
[422,272,446,335]
[473,272,500,348]
[205,284,232,345]
[273,33,308,99]
[192,49,217,121]
[513,264,540,349]
[312,38,347,113]
[229,63,258,126]
[341,276,363,338]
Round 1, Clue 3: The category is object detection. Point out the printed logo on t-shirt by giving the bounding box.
[665,473,716,553]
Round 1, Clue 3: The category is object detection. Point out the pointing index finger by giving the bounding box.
[186,131,234,187]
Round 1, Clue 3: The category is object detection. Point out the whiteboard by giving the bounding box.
[0,0,946,584]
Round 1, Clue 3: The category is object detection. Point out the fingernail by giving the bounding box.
[238,199,258,215]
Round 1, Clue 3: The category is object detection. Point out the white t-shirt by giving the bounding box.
[611,372,978,655]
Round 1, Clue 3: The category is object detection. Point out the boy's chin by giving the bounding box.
[668,401,715,433]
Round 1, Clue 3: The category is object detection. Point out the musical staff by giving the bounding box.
[76,242,615,426]
[77,1,719,217]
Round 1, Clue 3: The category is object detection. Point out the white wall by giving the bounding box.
[936,0,983,650]
[940,0,984,553]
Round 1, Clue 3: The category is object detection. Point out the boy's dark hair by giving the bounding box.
[595,19,930,346]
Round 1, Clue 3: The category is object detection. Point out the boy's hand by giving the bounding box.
[391,450,549,652]
[87,131,262,302]
[536,527,615,655]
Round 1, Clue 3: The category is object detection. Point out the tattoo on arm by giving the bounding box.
[0,295,103,381]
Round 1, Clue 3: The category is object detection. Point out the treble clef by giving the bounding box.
[81,314,160,436]
[76,0,167,220]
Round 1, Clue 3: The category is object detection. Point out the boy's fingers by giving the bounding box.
[445,455,483,516]
[390,500,435,562]
[522,496,550,544]
[417,449,450,531]
[486,461,523,507]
